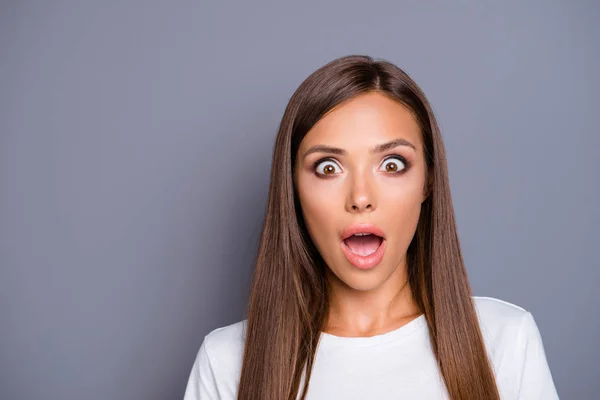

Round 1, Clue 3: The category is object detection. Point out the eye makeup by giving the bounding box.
[311,154,412,178]
[312,157,342,177]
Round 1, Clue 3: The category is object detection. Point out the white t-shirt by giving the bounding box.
[183,296,559,399]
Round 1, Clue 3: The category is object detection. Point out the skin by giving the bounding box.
[294,92,431,338]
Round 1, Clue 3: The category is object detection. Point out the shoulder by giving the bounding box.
[471,296,558,398]
[202,319,247,371]
[184,320,247,399]
[471,296,532,347]
[471,297,541,375]
[472,296,529,326]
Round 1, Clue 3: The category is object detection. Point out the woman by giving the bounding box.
[183,55,559,400]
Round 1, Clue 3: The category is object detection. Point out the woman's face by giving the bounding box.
[294,92,429,292]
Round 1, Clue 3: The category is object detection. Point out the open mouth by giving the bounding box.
[339,224,387,269]
[343,233,384,256]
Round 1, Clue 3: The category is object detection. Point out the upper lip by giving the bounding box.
[340,223,386,241]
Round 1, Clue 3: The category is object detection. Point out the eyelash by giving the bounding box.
[312,155,411,177]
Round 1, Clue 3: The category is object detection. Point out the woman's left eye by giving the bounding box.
[379,156,407,173]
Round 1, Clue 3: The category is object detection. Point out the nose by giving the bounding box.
[345,170,376,214]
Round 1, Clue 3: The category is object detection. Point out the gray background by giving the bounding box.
[1,1,598,399]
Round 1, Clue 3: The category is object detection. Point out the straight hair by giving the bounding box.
[237,55,501,400]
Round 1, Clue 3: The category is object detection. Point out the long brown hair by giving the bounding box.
[237,55,500,400]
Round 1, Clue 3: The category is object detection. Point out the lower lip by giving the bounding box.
[340,238,386,270]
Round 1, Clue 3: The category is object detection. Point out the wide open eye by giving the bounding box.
[314,159,342,176]
[378,156,407,173]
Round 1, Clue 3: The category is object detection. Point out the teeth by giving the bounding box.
[354,233,371,236]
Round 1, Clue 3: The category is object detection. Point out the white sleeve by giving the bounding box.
[183,338,220,400]
[517,312,560,399]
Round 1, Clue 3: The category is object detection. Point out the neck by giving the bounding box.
[323,259,421,337]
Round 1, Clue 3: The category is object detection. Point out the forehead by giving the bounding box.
[300,92,423,152]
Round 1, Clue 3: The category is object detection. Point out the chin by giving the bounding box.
[329,261,397,292]
[345,277,387,292]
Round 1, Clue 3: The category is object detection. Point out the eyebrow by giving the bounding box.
[303,138,416,159]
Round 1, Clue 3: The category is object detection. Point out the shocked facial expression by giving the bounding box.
[294,92,429,292]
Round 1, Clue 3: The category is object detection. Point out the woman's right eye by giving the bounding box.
[314,160,342,176]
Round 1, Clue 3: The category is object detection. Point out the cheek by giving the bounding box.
[382,183,422,212]
[379,182,423,242]
[297,178,341,248]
